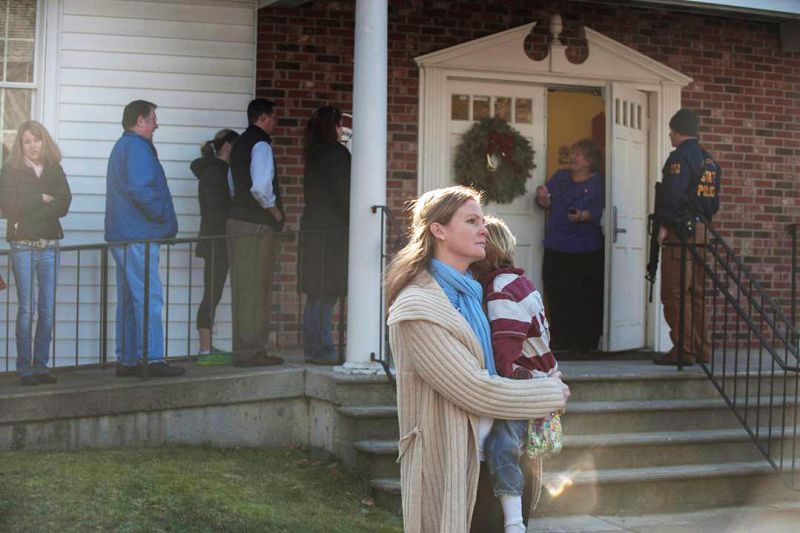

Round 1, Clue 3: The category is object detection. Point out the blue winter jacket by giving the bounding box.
[104,132,178,242]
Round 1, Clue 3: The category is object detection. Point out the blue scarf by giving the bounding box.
[430,258,497,376]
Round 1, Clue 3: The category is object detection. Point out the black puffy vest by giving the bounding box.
[228,124,285,230]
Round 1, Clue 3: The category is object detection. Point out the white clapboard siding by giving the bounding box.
[0,0,256,367]
[60,86,254,110]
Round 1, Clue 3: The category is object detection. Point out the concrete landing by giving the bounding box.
[0,352,394,453]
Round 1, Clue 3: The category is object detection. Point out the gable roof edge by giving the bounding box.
[583,26,693,86]
[414,22,537,68]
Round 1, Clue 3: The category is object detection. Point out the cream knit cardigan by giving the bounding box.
[387,270,566,533]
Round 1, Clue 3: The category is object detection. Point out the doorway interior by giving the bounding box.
[543,87,607,353]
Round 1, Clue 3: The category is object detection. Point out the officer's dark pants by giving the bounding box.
[661,224,711,362]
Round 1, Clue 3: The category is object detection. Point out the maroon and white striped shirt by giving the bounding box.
[481,267,557,379]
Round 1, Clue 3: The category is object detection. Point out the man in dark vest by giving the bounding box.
[227,98,285,366]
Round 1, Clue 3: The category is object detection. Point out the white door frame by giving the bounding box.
[415,22,691,352]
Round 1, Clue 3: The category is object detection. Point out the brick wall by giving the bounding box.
[258,0,800,346]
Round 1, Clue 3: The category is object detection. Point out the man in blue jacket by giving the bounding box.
[105,100,184,377]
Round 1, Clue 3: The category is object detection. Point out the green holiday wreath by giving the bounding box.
[453,116,535,204]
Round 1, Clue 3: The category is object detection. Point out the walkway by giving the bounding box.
[529,501,800,532]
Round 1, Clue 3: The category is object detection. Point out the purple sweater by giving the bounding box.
[543,169,604,254]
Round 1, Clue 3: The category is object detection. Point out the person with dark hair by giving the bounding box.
[226,98,285,366]
[298,106,351,365]
[653,108,717,366]
[535,138,605,352]
[121,100,158,130]
[0,121,71,385]
[191,128,239,364]
[105,99,184,377]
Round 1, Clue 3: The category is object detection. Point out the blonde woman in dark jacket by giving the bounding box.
[0,121,71,386]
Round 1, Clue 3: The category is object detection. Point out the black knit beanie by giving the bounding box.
[669,108,699,137]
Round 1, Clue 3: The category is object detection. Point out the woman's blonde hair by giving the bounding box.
[7,121,61,169]
[385,185,483,306]
[470,215,516,278]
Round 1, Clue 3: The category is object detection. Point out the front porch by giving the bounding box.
[3,354,798,523]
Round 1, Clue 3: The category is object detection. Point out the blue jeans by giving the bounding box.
[111,243,164,366]
[10,244,59,377]
[485,419,528,497]
[302,295,337,360]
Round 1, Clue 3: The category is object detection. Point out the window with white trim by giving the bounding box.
[0,0,37,166]
[451,93,533,124]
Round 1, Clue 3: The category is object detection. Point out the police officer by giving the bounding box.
[653,108,715,366]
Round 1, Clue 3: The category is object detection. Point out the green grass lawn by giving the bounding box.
[0,446,403,532]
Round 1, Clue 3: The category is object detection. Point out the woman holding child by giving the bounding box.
[386,186,568,532]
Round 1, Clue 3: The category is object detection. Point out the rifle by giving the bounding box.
[645,182,663,303]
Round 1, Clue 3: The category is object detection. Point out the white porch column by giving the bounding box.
[339,0,387,374]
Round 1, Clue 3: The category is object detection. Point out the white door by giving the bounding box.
[607,83,649,351]
[447,80,547,287]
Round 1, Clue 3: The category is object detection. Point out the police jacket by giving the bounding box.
[659,138,704,223]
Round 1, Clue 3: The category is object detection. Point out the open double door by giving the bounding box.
[446,79,650,351]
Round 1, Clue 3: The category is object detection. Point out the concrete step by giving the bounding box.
[561,361,797,402]
[548,428,768,470]
[305,368,396,406]
[370,478,402,514]
[370,462,797,518]
[536,461,791,516]
[563,397,797,434]
[353,426,796,481]
[336,405,399,442]
[347,363,800,518]
[565,372,715,402]
[354,439,398,479]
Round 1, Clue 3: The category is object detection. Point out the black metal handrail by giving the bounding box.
[0,230,344,378]
[676,218,800,489]
[789,223,798,346]
[370,204,404,388]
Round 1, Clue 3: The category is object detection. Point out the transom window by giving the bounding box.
[451,93,533,124]
[0,0,37,166]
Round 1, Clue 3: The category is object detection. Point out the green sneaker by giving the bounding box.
[197,352,233,366]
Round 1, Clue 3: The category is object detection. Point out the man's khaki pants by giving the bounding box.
[660,223,712,362]
[226,218,278,362]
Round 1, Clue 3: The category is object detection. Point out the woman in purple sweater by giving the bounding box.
[535,139,604,352]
